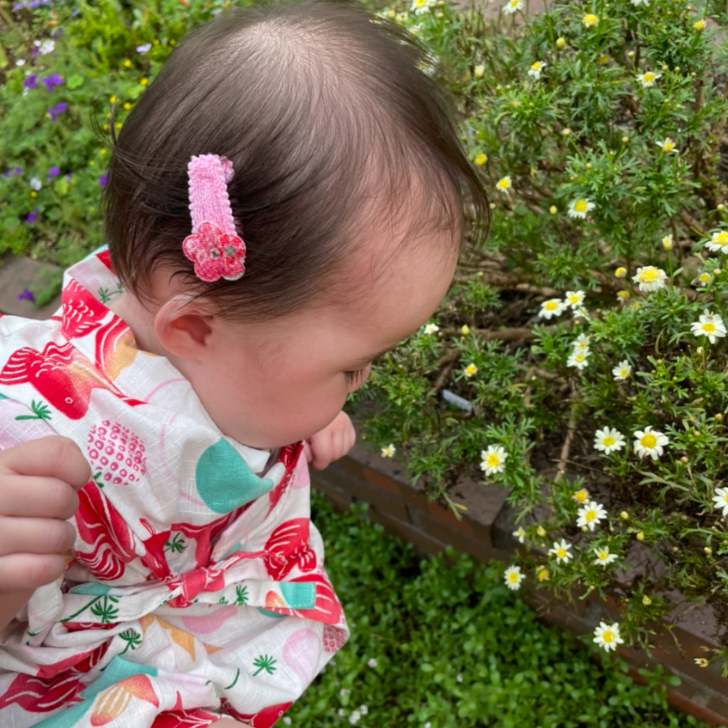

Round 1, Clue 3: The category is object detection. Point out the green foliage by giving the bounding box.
[288,492,707,727]
[358,0,728,672]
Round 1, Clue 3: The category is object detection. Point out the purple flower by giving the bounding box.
[136,43,152,54]
[42,73,64,92]
[52,29,63,40]
[23,75,38,90]
[17,288,35,303]
[15,167,22,175]
[48,101,67,121]
[98,174,108,188]
[47,166,60,178]
[25,207,40,224]
[65,173,73,180]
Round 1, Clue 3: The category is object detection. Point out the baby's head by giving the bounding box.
[104,0,488,449]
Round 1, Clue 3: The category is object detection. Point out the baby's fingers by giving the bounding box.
[0,436,91,489]
[0,518,76,557]
[0,474,78,519]
[0,553,67,593]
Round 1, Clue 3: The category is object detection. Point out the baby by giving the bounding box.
[0,1,487,726]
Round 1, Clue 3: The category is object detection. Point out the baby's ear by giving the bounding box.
[153,296,215,360]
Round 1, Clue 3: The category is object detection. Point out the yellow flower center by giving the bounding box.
[643,72,655,83]
[641,433,657,449]
[575,490,588,502]
[716,232,728,245]
[583,13,598,25]
[538,569,549,581]
[724,494,728,504]
[599,552,608,561]
[509,0,519,7]
[603,436,615,447]
[574,199,588,212]
[662,141,674,151]
[487,454,500,467]
[703,322,716,333]
[569,295,579,304]
[508,573,519,583]
[497,178,511,189]
[557,548,566,558]
[639,269,659,282]
[700,274,711,283]
[585,511,596,522]
[545,301,557,310]
[531,62,542,71]
[602,631,614,643]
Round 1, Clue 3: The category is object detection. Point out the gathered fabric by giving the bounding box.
[0,249,348,727]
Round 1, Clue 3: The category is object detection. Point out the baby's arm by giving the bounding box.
[304,411,356,471]
[0,437,90,632]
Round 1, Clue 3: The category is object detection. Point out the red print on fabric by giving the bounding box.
[61,278,109,339]
[0,673,84,713]
[74,483,139,581]
[219,699,293,728]
[0,341,141,420]
[36,642,110,679]
[263,519,317,579]
[151,709,222,727]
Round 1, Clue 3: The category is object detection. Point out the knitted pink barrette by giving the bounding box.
[182,154,246,283]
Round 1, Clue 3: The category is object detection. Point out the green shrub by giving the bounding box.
[358,0,728,671]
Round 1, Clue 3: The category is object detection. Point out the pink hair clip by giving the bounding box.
[182,154,246,283]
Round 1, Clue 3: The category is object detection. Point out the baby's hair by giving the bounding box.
[104,0,488,322]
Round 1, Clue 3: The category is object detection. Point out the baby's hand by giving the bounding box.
[304,412,356,471]
[0,437,90,594]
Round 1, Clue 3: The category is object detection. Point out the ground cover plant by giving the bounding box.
[357,0,728,675]
[287,492,709,727]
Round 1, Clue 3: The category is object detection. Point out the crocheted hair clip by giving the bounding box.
[182,154,246,283]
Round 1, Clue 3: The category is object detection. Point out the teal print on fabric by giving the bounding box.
[280,581,316,609]
[256,608,287,619]
[196,438,274,513]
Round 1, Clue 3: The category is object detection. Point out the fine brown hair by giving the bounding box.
[104,0,489,321]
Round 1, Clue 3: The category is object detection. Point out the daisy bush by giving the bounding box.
[358,0,728,672]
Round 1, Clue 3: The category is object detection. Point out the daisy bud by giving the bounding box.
[672,546,679,552]
[695,658,709,668]
[581,526,588,532]
[489,202,496,209]
[561,128,572,136]
[627,50,635,57]
[718,204,725,211]
[556,36,566,48]
[586,162,592,169]
[642,596,652,606]
[460,324,470,335]
[705,547,712,555]
[715,413,723,422]
[474,64,485,78]
[615,267,627,278]
[714,268,722,275]
[549,205,557,214]
[621,136,629,143]
[474,153,487,166]
[537,525,547,537]
[680,456,689,463]
[696,346,704,356]
[636,531,645,541]
[620,511,629,520]
[617,290,630,300]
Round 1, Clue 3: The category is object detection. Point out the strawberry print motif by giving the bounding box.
[87,420,147,487]
[0,673,84,712]
[323,623,348,654]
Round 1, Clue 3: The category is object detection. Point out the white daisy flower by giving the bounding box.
[565,290,585,310]
[632,265,667,292]
[513,526,526,544]
[464,363,479,378]
[630,0,649,5]
[528,61,547,79]
[504,565,525,590]
[381,444,396,458]
[690,311,727,344]
[638,71,661,87]
[549,538,573,564]
[656,138,678,154]
[572,488,590,504]
[567,349,590,370]
[29,177,42,191]
[577,500,608,531]
[633,426,669,460]
[423,323,440,335]
[706,230,728,254]
[480,445,508,475]
[594,427,626,454]
[349,709,361,724]
[538,298,567,319]
[695,272,713,287]
[593,546,618,566]
[38,39,55,55]
[573,333,590,352]
[496,176,512,193]
[411,0,434,14]
[712,487,728,517]
[593,621,624,652]
[567,198,595,218]
[503,0,523,13]
[612,360,632,380]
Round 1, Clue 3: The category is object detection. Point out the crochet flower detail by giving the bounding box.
[182,221,246,282]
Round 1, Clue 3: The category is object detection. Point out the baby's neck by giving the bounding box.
[107,292,165,357]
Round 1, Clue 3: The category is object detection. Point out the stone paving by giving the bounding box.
[0,255,63,319]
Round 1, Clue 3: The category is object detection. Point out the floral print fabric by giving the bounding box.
[0,250,348,727]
